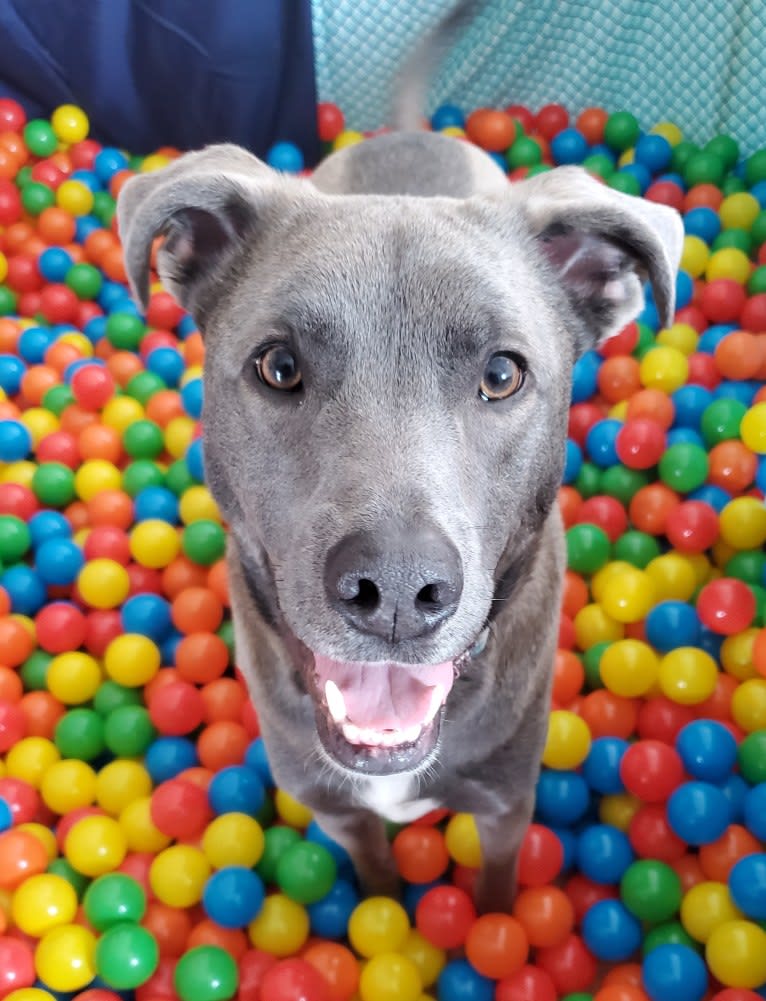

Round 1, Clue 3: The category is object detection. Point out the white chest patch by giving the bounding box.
[354,774,442,823]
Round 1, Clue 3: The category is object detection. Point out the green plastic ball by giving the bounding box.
[613,529,662,569]
[683,151,726,187]
[721,176,747,197]
[725,551,766,587]
[632,322,657,359]
[84,873,148,930]
[574,462,602,498]
[217,620,235,659]
[506,136,543,168]
[54,708,106,761]
[583,642,608,690]
[126,371,166,405]
[0,287,18,316]
[0,515,31,563]
[47,857,90,898]
[95,921,158,989]
[643,920,698,955]
[20,650,52,691]
[582,153,615,179]
[748,265,766,295]
[745,149,766,188]
[166,459,195,496]
[700,398,747,446]
[104,705,157,756]
[174,945,239,1001]
[31,462,76,507]
[608,172,641,196]
[255,825,302,884]
[182,520,226,566]
[66,262,103,300]
[704,134,740,170]
[93,679,144,716]
[106,312,146,350]
[600,465,650,505]
[23,119,59,156]
[738,730,766,784]
[21,182,56,216]
[92,190,116,226]
[275,840,337,904]
[565,523,611,573]
[122,459,165,496]
[657,442,709,493]
[712,229,753,255]
[751,215,766,250]
[42,383,75,416]
[603,111,640,151]
[620,860,682,923]
[123,419,165,459]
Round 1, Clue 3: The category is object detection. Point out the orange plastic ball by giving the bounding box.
[175,633,229,684]
[171,587,224,634]
[464,913,529,979]
[0,829,50,889]
[698,825,762,882]
[303,941,360,1001]
[708,440,757,493]
[715,331,763,380]
[579,690,638,740]
[513,885,575,948]
[629,483,680,535]
[392,826,450,884]
[141,900,192,958]
[465,109,517,151]
[196,721,249,771]
[0,616,35,667]
[625,388,676,429]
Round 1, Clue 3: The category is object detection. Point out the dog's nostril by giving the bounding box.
[349,577,380,611]
[416,582,441,607]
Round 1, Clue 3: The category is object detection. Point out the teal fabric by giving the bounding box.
[312,0,766,154]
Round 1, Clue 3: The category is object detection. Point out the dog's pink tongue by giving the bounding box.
[314,655,455,729]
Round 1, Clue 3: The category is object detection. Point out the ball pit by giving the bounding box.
[0,94,764,1001]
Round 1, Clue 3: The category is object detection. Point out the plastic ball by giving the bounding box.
[542,710,591,769]
[64,814,127,876]
[705,920,766,990]
[641,943,708,1001]
[203,866,265,928]
[94,922,159,989]
[667,782,731,845]
[349,897,410,958]
[676,719,738,782]
[83,872,147,930]
[582,899,642,962]
[465,913,529,979]
[436,957,494,1001]
[728,853,766,920]
[34,923,97,992]
[173,945,239,1001]
[248,893,309,957]
[10,872,78,937]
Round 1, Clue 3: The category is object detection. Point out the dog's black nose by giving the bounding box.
[324,523,463,642]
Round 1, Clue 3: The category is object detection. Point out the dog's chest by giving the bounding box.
[354,774,441,823]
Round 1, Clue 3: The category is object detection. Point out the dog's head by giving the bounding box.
[118,142,682,775]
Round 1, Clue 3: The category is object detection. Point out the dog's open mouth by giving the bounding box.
[311,653,457,774]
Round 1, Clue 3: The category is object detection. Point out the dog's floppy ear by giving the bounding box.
[117,144,299,321]
[513,166,684,348]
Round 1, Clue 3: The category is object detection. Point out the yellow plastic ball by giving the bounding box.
[20,408,58,446]
[17,823,58,862]
[274,789,313,828]
[639,346,689,393]
[600,639,659,697]
[101,396,145,432]
[679,236,710,279]
[599,793,641,831]
[77,558,130,609]
[34,924,96,992]
[5,990,55,1001]
[58,332,93,356]
[680,881,743,942]
[719,497,766,549]
[202,813,265,869]
[706,919,766,989]
[164,416,196,458]
[573,603,624,649]
[11,873,78,937]
[150,845,211,908]
[444,813,482,868]
[359,952,423,1001]
[658,647,718,705]
[0,461,36,487]
[104,633,161,687]
[179,485,221,524]
[440,126,467,138]
[591,561,633,602]
[140,153,172,173]
[731,678,766,733]
[740,402,766,454]
[542,710,591,769]
[96,759,153,815]
[333,130,364,150]
[348,897,411,958]
[73,459,121,501]
[645,553,698,602]
[712,539,738,570]
[686,552,713,585]
[0,251,7,283]
[721,629,758,681]
[40,759,97,814]
[719,192,761,231]
[129,519,181,568]
[706,247,751,284]
[50,104,90,143]
[64,815,127,877]
[247,893,310,956]
[5,737,60,788]
[617,149,635,167]
[56,180,94,218]
[46,651,102,704]
[598,566,656,623]
[401,929,446,989]
[651,121,683,145]
[656,321,699,355]
[119,796,173,853]
[608,400,629,421]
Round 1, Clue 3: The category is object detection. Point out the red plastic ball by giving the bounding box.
[599,322,639,358]
[741,293,766,333]
[415,885,477,949]
[665,499,720,553]
[71,364,116,410]
[699,279,746,323]
[644,180,685,211]
[687,351,721,388]
[0,98,26,131]
[574,496,628,542]
[317,103,346,143]
[568,402,606,447]
[83,525,131,565]
[496,964,558,1001]
[696,578,756,635]
[38,283,80,324]
[615,418,667,469]
[517,824,564,886]
[0,179,22,225]
[536,933,597,996]
[83,609,124,657]
[258,958,330,1001]
[636,696,696,743]
[391,825,450,884]
[619,739,684,802]
[149,680,206,736]
[0,703,26,753]
[629,803,687,862]
[535,103,569,139]
[150,778,212,840]
[35,601,88,654]
[145,291,185,330]
[0,935,36,995]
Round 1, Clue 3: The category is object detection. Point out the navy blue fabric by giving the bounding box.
[0,0,319,162]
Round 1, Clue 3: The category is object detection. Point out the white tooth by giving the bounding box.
[342,722,361,743]
[403,724,422,744]
[424,684,445,724]
[324,680,347,722]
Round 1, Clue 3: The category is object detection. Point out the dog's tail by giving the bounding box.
[390,0,483,131]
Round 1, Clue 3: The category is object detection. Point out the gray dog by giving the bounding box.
[117,127,682,911]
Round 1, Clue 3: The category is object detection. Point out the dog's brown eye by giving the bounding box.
[479,352,525,402]
[255,345,302,392]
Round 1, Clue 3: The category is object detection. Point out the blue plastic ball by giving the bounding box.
[0,419,32,461]
[75,215,102,243]
[181,377,203,418]
[94,147,130,183]
[744,784,766,841]
[17,326,54,364]
[675,270,694,309]
[1,564,47,615]
[159,630,183,666]
[666,781,731,845]
[582,898,642,961]
[144,736,199,784]
[582,738,629,795]
[728,852,766,920]
[687,484,731,513]
[563,438,583,484]
[35,537,85,586]
[83,316,107,345]
[620,162,652,193]
[244,738,274,787]
[38,247,73,283]
[675,720,738,783]
[672,385,713,429]
[719,773,748,824]
[266,141,304,173]
[585,419,622,468]
[683,206,721,243]
[28,510,71,548]
[0,797,13,832]
[120,593,172,641]
[756,456,766,495]
[208,765,265,816]
[576,825,635,885]
[551,127,589,165]
[642,943,708,1001]
[645,601,701,652]
[571,350,601,403]
[698,323,737,354]
[185,438,205,483]
[147,347,185,387]
[69,170,101,191]
[437,958,494,1001]
[202,866,265,928]
[431,104,465,130]
[535,769,590,826]
[307,878,359,939]
[134,486,179,524]
[635,133,672,174]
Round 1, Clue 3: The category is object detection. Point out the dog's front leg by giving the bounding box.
[473,795,535,914]
[311,808,401,898]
